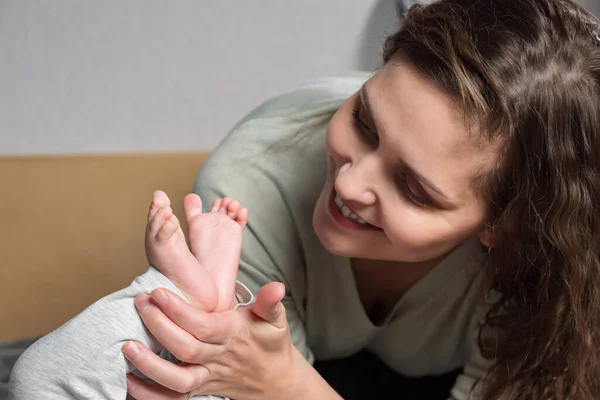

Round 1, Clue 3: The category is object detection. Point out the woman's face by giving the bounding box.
[313,58,495,262]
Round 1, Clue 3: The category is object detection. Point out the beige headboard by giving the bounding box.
[0,153,208,342]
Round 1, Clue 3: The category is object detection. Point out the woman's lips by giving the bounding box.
[328,188,381,231]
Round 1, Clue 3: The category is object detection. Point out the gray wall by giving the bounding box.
[581,0,600,16]
[1,0,598,155]
[0,0,399,155]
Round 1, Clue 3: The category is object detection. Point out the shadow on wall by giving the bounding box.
[577,0,600,16]
[354,0,437,72]
[355,0,401,71]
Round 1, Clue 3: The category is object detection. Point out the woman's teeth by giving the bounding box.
[334,194,367,224]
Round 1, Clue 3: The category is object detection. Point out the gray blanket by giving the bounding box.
[0,337,38,400]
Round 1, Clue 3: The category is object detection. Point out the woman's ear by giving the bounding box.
[478,226,495,249]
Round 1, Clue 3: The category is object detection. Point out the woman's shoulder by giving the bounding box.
[197,71,372,190]
[240,71,372,121]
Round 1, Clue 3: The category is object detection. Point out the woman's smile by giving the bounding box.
[327,187,381,231]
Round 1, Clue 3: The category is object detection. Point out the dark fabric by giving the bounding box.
[314,350,462,399]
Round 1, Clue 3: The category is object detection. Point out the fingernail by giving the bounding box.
[134,295,150,310]
[152,289,169,306]
[123,342,140,359]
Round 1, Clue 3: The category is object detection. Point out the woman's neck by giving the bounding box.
[351,254,447,300]
[351,255,445,280]
[349,256,445,325]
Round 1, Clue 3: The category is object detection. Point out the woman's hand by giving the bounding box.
[122,282,306,400]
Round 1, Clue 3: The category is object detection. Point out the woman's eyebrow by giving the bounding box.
[407,167,452,201]
[359,85,376,126]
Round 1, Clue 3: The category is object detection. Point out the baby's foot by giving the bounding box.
[183,194,248,311]
[145,190,217,311]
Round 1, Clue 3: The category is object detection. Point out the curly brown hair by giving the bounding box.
[383,0,600,398]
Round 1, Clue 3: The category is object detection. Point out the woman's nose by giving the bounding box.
[334,156,379,206]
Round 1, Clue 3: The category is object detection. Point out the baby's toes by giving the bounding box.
[225,200,241,219]
[211,198,223,213]
[149,204,174,235]
[183,193,204,224]
[148,190,171,222]
[156,213,181,242]
[148,201,161,224]
[235,207,249,229]
[217,197,233,214]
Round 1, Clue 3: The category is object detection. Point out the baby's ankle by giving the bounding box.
[164,274,218,312]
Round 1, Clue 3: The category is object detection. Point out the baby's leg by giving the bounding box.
[183,194,248,311]
[145,190,217,311]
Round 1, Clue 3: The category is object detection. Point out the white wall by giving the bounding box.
[0,0,399,155]
[1,0,598,155]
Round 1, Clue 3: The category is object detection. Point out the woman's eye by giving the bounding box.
[352,108,379,146]
[397,171,431,208]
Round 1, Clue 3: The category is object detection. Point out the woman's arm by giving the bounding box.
[289,357,344,400]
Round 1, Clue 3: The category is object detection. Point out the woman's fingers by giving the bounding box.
[252,282,287,328]
[127,282,296,400]
[146,289,239,344]
[126,374,182,400]
[134,294,222,363]
[122,342,209,394]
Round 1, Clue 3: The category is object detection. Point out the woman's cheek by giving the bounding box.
[384,212,427,247]
[384,213,448,251]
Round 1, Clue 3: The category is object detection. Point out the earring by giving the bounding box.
[487,246,492,255]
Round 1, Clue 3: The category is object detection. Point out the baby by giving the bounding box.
[9,190,251,399]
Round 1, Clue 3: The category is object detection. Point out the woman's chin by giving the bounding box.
[313,215,361,258]
[318,234,354,257]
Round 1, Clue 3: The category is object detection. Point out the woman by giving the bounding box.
[123,0,600,399]
[10,0,600,399]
